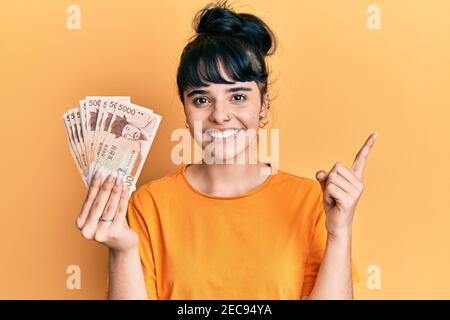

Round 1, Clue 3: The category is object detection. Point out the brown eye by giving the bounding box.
[232,94,246,102]
[193,97,209,106]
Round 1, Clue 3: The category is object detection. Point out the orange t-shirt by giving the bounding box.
[105,163,359,299]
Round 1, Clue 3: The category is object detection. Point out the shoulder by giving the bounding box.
[264,169,325,226]
[273,168,322,197]
[129,165,185,205]
[272,169,324,216]
[273,170,324,223]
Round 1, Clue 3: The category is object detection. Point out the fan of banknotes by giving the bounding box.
[62,96,162,193]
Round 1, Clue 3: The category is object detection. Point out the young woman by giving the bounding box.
[76,1,377,300]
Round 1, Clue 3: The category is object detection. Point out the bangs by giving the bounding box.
[177,35,268,101]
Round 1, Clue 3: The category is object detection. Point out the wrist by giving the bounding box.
[110,245,139,259]
[327,229,352,244]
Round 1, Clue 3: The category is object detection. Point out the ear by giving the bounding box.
[260,92,270,116]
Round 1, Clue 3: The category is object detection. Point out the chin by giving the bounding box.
[203,144,249,164]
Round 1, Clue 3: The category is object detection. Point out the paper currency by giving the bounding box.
[62,96,162,194]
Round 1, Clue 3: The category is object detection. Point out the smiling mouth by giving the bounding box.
[203,128,245,142]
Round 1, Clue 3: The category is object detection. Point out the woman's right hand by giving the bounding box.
[76,169,139,253]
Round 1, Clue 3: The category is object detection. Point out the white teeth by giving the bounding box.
[207,129,241,139]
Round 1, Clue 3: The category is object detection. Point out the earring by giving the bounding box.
[259,114,268,128]
[259,105,269,127]
[259,101,270,127]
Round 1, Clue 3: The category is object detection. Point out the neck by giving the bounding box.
[190,161,272,197]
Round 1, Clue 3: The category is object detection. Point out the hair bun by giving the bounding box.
[194,4,275,55]
[196,7,243,36]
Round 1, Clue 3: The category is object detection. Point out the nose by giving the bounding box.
[208,100,231,124]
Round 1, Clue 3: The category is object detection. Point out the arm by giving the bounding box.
[108,247,148,300]
[305,232,353,300]
[76,169,149,300]
[307,133,377,300]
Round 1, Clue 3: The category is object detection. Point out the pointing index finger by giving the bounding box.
[351,132,378,179]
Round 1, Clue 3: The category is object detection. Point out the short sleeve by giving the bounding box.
[301,185,360,297]
[103,188,158,299]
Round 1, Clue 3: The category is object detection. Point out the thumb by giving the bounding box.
[316,170,335,209]
[315,170,328,191]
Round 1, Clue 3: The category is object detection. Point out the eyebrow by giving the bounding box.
[186,86,253,98]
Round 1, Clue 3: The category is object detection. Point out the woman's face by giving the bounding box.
[122,124,140,140]
[183,66,269,163]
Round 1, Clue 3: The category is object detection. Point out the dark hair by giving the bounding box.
[176,0,277,105]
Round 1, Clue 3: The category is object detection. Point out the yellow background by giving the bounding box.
[1,0,449,299]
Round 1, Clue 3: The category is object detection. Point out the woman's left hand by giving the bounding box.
[315,133,378,240]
